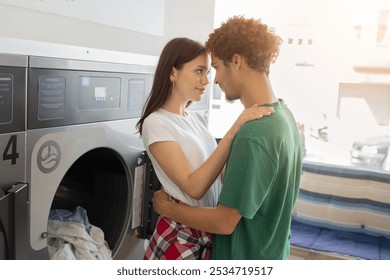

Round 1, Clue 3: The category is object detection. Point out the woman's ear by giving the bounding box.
[170,67,177,81]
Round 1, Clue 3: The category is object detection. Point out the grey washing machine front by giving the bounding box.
[0,54,27,185]
[25,56,156,259]
[0,54,29,259]
[0,41,212,259]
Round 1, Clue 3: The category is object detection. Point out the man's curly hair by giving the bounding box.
[205,16,282,74]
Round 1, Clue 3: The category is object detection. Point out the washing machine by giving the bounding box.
[0,53,29,259]
[0,44,158,259]
[0,39,212,260]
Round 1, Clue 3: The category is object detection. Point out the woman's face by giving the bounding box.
[171,53,209,103]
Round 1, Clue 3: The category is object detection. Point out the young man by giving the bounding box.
[152,16,303,260]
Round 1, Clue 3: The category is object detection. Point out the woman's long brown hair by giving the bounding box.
[136,37,206,135]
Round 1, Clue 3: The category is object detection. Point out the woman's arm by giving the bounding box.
[149,105,274,199]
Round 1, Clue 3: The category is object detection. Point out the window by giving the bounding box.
[211,0,390,172]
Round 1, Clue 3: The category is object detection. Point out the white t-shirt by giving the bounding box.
[142,108,221,207]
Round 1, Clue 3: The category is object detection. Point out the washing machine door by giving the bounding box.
[0,186,8,259]
[132,151,161,240]
[0,183,29,260]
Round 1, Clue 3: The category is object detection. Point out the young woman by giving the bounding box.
[136,37,274,260]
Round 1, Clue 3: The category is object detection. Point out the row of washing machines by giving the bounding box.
[0,45,210,259]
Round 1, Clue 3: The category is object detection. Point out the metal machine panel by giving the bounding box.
[27,68,152,129]
[0,132,26,186]
[0,40,162,259]
[0,65,27,134]
[0,183,29,260]
[29,56,156,74]
[24,56,156,258]
[0,54,28,68]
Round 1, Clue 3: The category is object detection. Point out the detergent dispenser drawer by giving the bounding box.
[0,183,29,260]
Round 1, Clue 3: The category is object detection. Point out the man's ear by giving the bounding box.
[232,54,242,70]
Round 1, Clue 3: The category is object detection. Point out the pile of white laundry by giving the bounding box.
[47,206,112,260]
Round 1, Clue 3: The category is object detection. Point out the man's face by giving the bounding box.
[210,53,239,102]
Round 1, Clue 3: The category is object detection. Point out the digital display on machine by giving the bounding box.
[128,79,146,118]
[0,74,12,124]
[38,76,66,120]
[78,76,120,110]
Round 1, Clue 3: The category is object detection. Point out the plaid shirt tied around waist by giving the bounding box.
[143,198,212,260]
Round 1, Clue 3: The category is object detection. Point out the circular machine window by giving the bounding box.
[49,148,131,259]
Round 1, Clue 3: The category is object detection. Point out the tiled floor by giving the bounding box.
[114,234,359,260]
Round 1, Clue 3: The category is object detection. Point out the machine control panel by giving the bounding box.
[28,59,154,129]
[0,66,27,134]
[0,74,12,124]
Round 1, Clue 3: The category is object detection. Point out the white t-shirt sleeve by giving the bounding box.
[142,114,175,148]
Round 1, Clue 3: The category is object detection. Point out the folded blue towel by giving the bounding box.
[291,219,390,260]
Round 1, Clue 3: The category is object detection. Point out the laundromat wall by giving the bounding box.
[0,0,216,56]
[0,0,216,260]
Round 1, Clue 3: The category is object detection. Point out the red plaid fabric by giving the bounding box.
[143,199,212,260]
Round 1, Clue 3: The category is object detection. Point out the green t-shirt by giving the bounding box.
[211,101,302,260]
